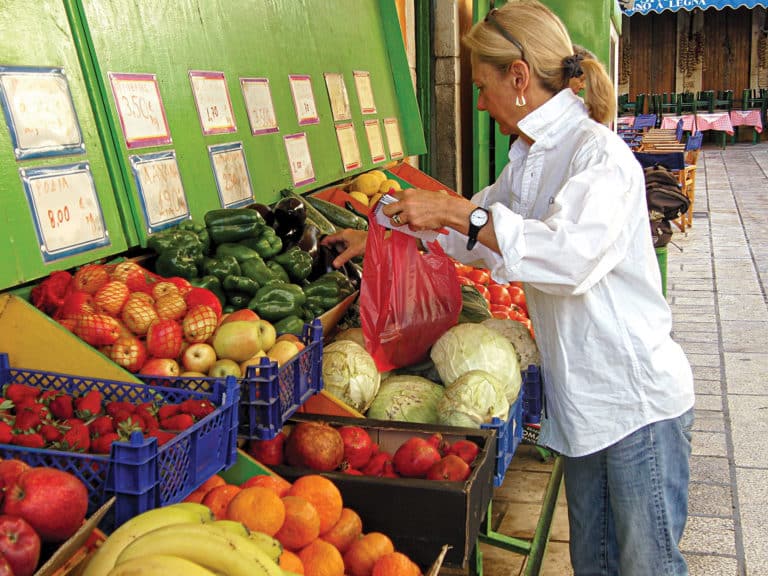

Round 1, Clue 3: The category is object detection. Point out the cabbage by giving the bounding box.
[437,370,510,428]
[481,318,540,369]
[322,340,381,413]
[430,323,522,402]
[366,375,445,424]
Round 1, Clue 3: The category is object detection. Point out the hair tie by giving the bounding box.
[563,54,584,79]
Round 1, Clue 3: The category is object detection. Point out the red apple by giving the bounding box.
[0,515,41,576]
[107,334,148,372]
[0,460,30,502]
[2,467,88,542]
[139,357,180,378]
[220,308,260,324]
[0,552,13,576]
[182,343,218,374]
[246,432,286,466]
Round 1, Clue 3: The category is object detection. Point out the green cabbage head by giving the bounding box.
[366,375,445,424]
[437,370,510,428]
[322,340,381,413]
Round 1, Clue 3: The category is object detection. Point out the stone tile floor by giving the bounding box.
[476,141,768,576]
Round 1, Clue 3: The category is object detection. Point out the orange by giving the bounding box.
[226,486,286,536]
[240,474,292,497]
[299,538,344,576]
[321,508,363,553]
[343,532,395,576]
[275,495,321,551]
[288,475,343,534]
[279,549,305,573]
[372,552,421,576]
[201,484,242,520]
[184,474,226,503]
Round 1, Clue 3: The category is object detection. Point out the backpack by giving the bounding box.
[643,165,690,247]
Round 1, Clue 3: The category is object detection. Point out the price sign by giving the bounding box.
[335,122,361,172]
[20,163,109,262]
[240,77,279,135]
[0,66,85,160]
[384,117,404,160]
[283,133,315,187]
[364,119,386,163]
[353,70,377,114]
[189,71,237,135]
[324,72,351,122]
[129,151,189,233]
[209,143,253,208]
[109,73,171,149]
[288,75,319,126]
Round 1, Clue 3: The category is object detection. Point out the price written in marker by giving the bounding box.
[209,143,253,207]
[109,73,171,148]
[130,152,189,230]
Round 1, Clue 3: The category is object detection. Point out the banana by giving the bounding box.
[82,503,214,576]
[115,522,282,576]
[106,554,216,576]
[211,519,251,537]
[248,530,283,564]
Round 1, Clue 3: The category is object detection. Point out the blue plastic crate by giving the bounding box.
[481,384,524,487]
[0,353,239,530]
[141,319,324,441]
[521,364,543,425]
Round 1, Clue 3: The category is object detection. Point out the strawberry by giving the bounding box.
[184,287,222,320]
[134,406,158,428]
[90,432,121,454]
[94,280,131,317]
[11,432,45,449]
[73,264,110,294]
[181,305,219,343]
[88,415,115,437]
[0,421,13,444]
[121,297,159,336]
[155,294,187,321]
[14,408,43,431]
[39,390,61,404]
[160,413,194,431]
[116,415,144,436]
[4,383,40,403]
[58,420,90,451]
[146,319,183,359]
[75,390,103,419]
[55,291,95,320]
[105,401,136,418]
[49,394,74,420]
[157,404,181,421]
[74,313,121,346]
[41,423,63,443]
[179,399,215,420]
[149,429,176,447]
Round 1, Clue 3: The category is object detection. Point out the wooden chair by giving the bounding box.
[640,119,685,152]
[696,90,715,113]
[713,90,733,112]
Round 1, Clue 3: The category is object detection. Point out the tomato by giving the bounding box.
[488,284,511,307]
[453,261,474,277]
[490,304,511,318]
[508,309,527,322]
[508,303,528,319]
[467,268,491,285]
[0,514,41,576]
[508,285,527,308]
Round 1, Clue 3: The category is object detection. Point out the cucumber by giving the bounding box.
[306,195,368,230]
[279,189,337,235]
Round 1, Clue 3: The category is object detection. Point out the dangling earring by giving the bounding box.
[515,93,527,107]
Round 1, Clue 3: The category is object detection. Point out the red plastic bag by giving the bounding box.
[359,215,462,371]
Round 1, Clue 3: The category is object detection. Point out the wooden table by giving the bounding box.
[730,110,763,143]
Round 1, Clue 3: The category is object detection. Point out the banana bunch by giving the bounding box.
[83,502,285,576]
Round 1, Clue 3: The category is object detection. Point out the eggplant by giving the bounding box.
[245,202,275,227]
[342,260,363,291]
[297,223,322,264]
[309,243,339,280]
[273,197,307,243]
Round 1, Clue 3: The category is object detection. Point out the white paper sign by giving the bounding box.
[283,133,315,187]
[209,143,253,207]
[384,117,404,159]
[353,70,377,114]
[0,68,84,159]
[240,77,278,135]
[324,72,351,122]
[364,119,386,163]
[189,70,237,135]
[130,152,189,232]
[20,164,108,261]
[109,73,171,148]
[289,75,319,125]
[335,122,361,172]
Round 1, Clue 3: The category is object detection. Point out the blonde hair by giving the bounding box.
[463,0,615,125]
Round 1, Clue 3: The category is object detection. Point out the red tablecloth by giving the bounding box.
[730,110,763,133]
[660,115,695,132]
[661,112,734,135]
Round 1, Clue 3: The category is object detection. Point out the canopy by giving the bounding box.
[623,0,767,15]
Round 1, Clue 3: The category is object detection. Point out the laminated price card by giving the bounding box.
[324,72,351,122]
[334,122,361,172]
[353,70,377,114]
[109,73,171,149]
[240,77,279,135]
[19,163,109,262]
[0,66,84,160]
[284,132,315,187]
[129,151,190,233]
[209,142,254,208]
[364,119,386,163]
[189,70,237,135]
[289,75,319,126]
[384,117,404,160]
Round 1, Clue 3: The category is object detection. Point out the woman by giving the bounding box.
[324,2,694,574]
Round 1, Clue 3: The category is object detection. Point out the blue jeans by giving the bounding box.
[563,409,694,576]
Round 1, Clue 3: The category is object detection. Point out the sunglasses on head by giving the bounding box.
[484,8,525,61]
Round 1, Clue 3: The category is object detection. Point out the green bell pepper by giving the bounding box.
[273,314,305,337]
[240,227,283,259]
[204,208,266,244]
[190,275,226,306]
[177,220,211,254]
[203,255,241,281]
[240,256,276,286]
[227,292,251,310]
[215,242,261,263]
[223,275,260,296]
[271,246,313,283]
[265,260,290,284]
[146,228,203,255]
[154,246,201,280]
[248,283,307,322]
[303,271,356,313]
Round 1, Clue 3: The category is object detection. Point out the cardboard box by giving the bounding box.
[273,413,497,570]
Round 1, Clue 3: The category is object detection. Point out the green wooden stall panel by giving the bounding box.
[75,0,425,245]
[0,0,129,291]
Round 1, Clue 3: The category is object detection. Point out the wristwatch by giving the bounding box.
[466,207,489,250]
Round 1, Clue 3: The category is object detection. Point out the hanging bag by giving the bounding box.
[359,215,462,371]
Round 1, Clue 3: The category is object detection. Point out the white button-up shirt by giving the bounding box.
[439,89,694,457]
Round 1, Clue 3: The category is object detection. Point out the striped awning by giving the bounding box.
[624,0,767,15]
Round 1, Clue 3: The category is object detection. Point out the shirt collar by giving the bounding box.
[517,89,589,150]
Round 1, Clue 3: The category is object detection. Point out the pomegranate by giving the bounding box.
[447,439,480,465]
[285,422,344,472]
[247,432,286,467]
[360,451,394,477]
[426,433,450,456]
[392,437,441,478]
[426,454,471,482]
[338,426,374,469]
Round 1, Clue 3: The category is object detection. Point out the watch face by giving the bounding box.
[470,208,489,227]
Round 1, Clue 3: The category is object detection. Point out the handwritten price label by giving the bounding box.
[240,77,278,135]
[364,119,386,163]
[209,143,253,207]
[189,71,236,135]
[109,73,171,148]
[384,117,404,160]
[289,75,319,126]
[284,133,315,187]
[130,152,189,231]
[21,164,108,260]
[335,122,361,172]
[354,70,377,114]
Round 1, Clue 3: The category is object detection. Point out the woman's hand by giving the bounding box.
[320,229,368,268]
[381,188,471,233]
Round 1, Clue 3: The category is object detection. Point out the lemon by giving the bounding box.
[349,191,369,206]
[379,179,402,195]
[367,169,388,185]
[369,193,383,207]
[352,173,381,197]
